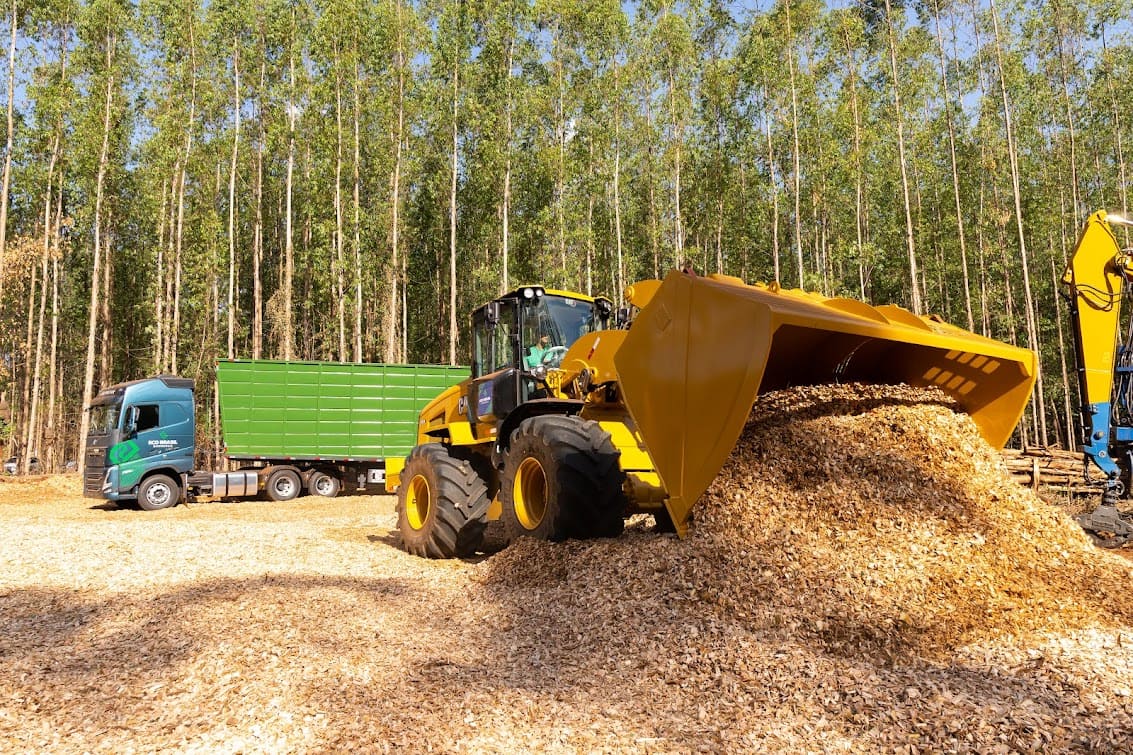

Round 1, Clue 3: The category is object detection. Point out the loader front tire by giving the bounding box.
[397,444,490,559]
[500,415,626,542]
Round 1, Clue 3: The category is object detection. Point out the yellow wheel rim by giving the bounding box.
[405,473,431,530]
[514,457,547,530]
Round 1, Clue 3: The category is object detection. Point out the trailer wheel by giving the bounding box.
[266,468,302,501]
[397,444,489,558]
[137,474,181,511]
[500,415,626,542]
[309,471,341,498]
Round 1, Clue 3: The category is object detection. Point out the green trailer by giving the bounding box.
[83,360,467,509]
[218,359,465,463]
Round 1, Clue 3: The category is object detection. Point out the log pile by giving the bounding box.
[1000,446,1103,492]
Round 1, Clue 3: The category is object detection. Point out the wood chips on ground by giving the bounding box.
[3,383,1133,753]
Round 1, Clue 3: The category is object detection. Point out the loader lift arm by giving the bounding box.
[1061,210,1133,544]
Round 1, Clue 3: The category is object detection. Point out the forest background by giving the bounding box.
[0,0,1131,471]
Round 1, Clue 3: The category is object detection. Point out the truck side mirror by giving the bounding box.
[124,406,139,437]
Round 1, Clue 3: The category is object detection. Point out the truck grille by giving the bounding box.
[83,469,105,497]
[83,447,107,497]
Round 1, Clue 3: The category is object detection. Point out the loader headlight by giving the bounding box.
[521,287,544,299]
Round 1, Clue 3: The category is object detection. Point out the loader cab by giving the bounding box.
[471,287,612,379]
[467,287,612,424]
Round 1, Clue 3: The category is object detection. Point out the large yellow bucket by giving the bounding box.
[614,271,1037,535]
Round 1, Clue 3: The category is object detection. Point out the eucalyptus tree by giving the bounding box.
[1087,0,1132,219]
[988,0,1047,441]
[859,0,923,314]
[736,8,786,283]
[204,0,255,360]
[20,0,76,470]
[380,0,418,361]
[919,0,975,329]
[825,6,877,300]
[690,0,737,276]
[0,0,22,304]
[422,0,476,364]
[75,0,134,471]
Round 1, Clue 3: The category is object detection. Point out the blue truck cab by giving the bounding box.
[84,376,196,507]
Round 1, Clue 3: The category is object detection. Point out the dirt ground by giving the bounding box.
[4,389,1133,754]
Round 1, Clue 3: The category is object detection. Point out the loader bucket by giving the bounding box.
[614,271,1037,536]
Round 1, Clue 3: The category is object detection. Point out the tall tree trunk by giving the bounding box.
[839,17,867,299]
[501,33,513,294]
[252,36,266,360]
[79,28,116,474]
[1100,23,1129,218]
[334,45,346,361]
[448,58,459,365]
[154,177,168,370]
[989,0,1045,442]
[48,245,59,469]
[282,18,297,361]
[99,218,113,385]
[352,53,363,362]
[1050,254,1074,449]
[1051,1,1080,222]
[764,102,781,284]
[586,141,594,295]
[227,39,241,359]
[784,0,803,287]
[0,0,16,303]
[934,0,974,330]
[555,31,566,279]
[669,66,684,264]
[612,61,624,299]
[29,137,59,471]
[386,9,406,361]
[883,0,922,314]
[19,258,36,464]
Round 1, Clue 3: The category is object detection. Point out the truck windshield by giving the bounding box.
[88,402,122,436]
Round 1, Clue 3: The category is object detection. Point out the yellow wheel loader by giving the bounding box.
[391,272,1037,558]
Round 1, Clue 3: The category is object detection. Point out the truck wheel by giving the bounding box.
[499,415,626,542]
[266,468,302,501]
[309,471,341,498]
[397,444,490,558]
[137,474,181,511]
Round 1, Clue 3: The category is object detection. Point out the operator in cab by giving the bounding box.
[525,334,552,368]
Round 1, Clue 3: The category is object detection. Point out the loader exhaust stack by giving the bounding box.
[615,271,1038,535]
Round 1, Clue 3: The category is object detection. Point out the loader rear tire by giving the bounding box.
[397,444,490,559]
[500,415,626,542]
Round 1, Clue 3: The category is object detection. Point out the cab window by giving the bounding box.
[134,404,160,433]
[472,301,518,378]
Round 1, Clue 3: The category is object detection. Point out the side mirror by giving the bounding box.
[124,406,139,437]
[486,301,500,326]
[594,297,613,327]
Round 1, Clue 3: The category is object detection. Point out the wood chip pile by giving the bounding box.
[3,383,1133,752]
